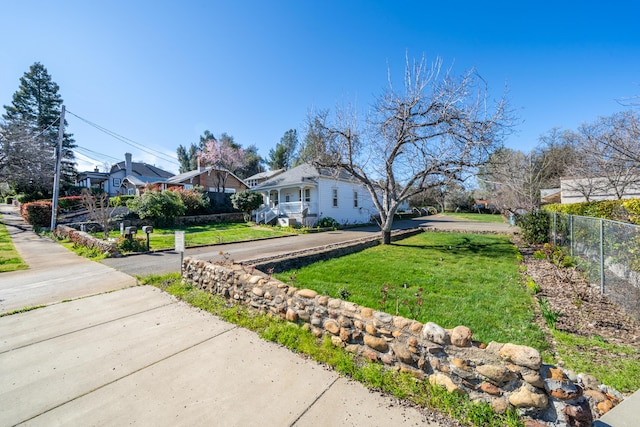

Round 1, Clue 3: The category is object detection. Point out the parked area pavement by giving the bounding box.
[0,205,444,426]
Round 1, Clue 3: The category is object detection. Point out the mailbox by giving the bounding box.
[124,226,137,236]
[142,226,154,234]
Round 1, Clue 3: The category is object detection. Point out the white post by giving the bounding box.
[50,105,65,231]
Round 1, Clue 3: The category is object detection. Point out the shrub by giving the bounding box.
[545,198,640,225]
[127,190,186,226]
[116,236,148,253]
[21,201,53,227]
[109,195,135,207]
[317,217,339,228]
[168,186,210,215]
[57,196,84,212]
[516,211,550,244]
[230,191,263,221]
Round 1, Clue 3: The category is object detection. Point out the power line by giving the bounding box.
[66,110,180,166]
[74,144,121,163]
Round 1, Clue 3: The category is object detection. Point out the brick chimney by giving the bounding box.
[125,153,132,176]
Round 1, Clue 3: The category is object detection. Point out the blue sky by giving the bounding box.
[2,1,639,175]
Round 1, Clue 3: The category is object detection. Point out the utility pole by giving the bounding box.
[50,105,65,231]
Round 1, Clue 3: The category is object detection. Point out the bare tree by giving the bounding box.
[315,56,510,243]
[563,112,640,201]
[81,189,114,240]
[0,122,54,194]
[480,148,546,213]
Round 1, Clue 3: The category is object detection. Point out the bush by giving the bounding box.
[231,191,263,221]
[545,198,640,225]
[127,190,186,226]
[21,201,53,227]
[168,187,210,215]
[57,196,84,212]
[516,210,550,244]
[317,217,339,228]
[116,236,148,253]
[109,195,135,207]
[4,196,14,205]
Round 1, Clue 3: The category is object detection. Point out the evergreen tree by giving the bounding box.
[2,62,76,192]
[267,129,298,170]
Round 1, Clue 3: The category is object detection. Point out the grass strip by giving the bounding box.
[146,223,292,250]
[552,330,640,393]
[0,215,28,273]
[141,273,523,427]
[276,232,547,350]
[440,212,506,223]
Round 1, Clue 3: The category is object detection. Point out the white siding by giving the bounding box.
[317,178,377,224]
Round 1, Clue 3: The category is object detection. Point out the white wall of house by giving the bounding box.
[317,179,376,224]
[560,177,640,204]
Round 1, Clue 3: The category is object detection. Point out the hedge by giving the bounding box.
[544,198,640,225]
[21,201,54,227]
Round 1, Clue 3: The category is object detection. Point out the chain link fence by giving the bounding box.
[550,212,640,321]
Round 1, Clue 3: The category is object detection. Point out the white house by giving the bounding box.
[251,163,378,227]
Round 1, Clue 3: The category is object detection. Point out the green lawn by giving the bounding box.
[0,215,28,273]
[148,223,292,250]
[275,232,547,349]
[440,212,506,223]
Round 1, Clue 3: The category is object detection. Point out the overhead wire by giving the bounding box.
[66,110,180,167]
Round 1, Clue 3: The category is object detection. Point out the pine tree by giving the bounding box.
[2,62,76,193]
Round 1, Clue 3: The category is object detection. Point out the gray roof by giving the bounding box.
[122,175,168,186]
[252,163,355,191]
[245,169,284,181]
[110,161,174,179]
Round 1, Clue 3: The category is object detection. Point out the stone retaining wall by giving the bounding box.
[182,258,623,426]
[55,225,119,256]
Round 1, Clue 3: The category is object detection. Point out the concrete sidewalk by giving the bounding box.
[0,206,442,426]
[0,205,136,314]
[1,286,436,426]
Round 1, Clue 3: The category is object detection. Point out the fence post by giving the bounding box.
[569,215,573,257]
[599,218,605,294]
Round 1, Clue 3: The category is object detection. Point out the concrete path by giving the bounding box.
[0,205,136,313]
[0,206,442,426]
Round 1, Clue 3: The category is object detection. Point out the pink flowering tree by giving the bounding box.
[198,137,246,192]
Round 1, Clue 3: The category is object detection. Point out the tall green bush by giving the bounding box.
[127,190,186,226]
[516,211,550,244]
[230,191,263,221]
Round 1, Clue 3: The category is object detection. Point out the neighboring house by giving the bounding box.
[75,153,175,196]
[251,163,378,227]
[560,176,640,204]
[244,169,284,188]
[75,167,109,193]
[166,165,249,194]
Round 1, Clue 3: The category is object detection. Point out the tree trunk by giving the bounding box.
[381,230,391,245]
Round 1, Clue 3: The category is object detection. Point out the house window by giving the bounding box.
[353,191,358,208]
[285,194,290,203]
[304,188,311,203]
[332,188,338,207]
[113,178,121,186]
[184,184,193,190]
[127,188,135,196]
